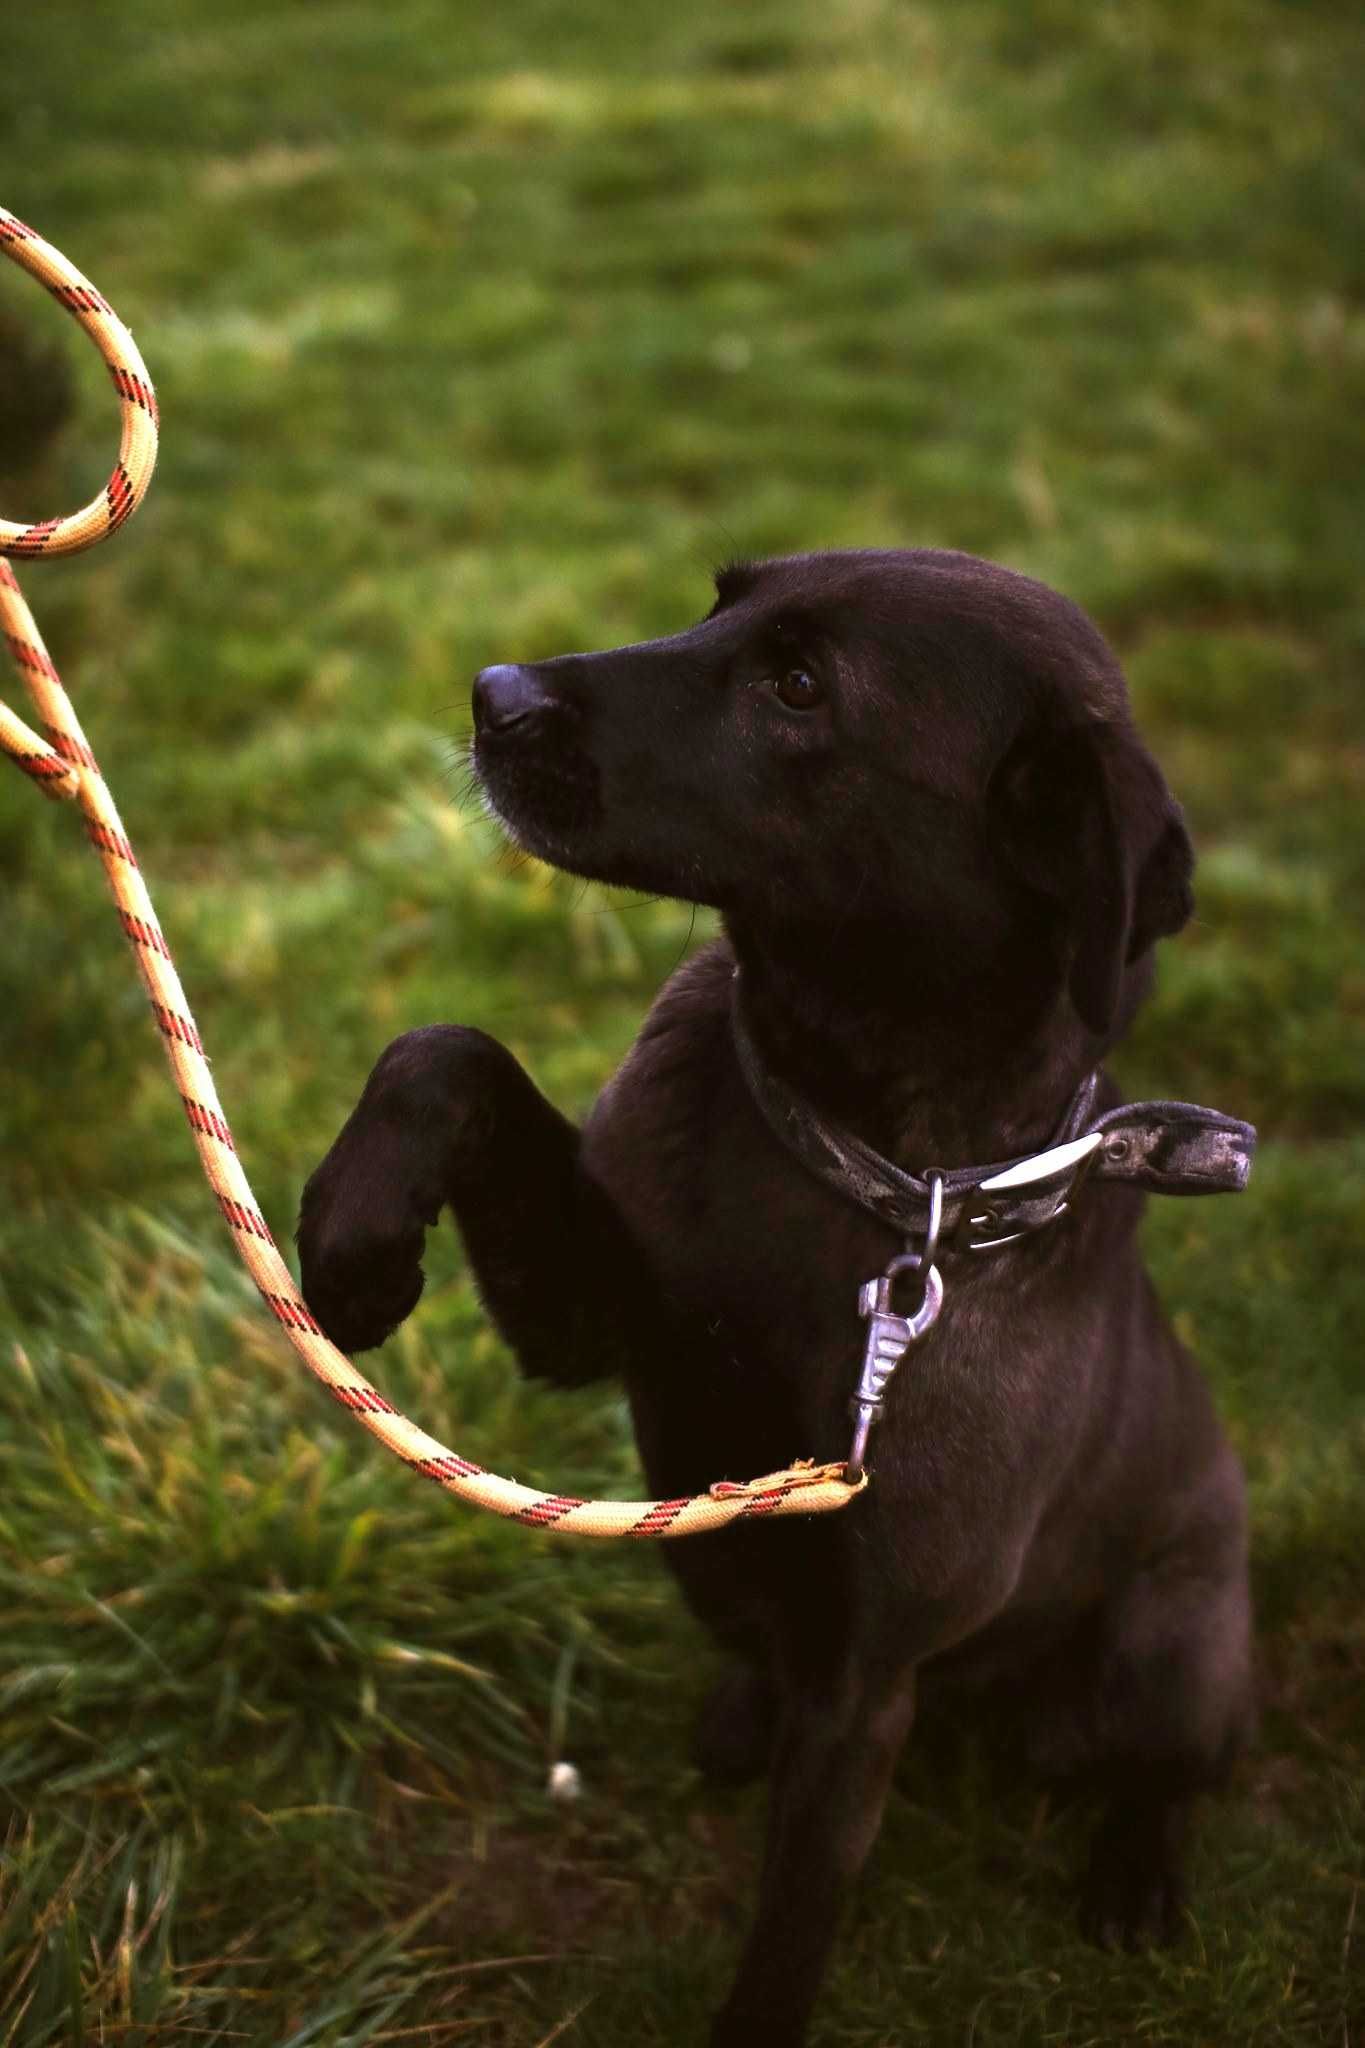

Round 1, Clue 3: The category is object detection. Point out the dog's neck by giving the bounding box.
[723,914,1108,1172]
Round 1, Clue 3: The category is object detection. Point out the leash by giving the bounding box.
[0,206,865,1538]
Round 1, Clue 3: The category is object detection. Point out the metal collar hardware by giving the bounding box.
[846,1175,944,1482]
[728,984,1258,1483]
[965,1129,1103,1248]
[730,993,1256,1255]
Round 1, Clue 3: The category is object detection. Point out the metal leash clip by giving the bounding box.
[845,1172,946,1484]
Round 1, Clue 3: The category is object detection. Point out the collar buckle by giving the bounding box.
[957,1130,1104,1251]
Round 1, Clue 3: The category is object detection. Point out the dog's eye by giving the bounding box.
[771,668,824,711]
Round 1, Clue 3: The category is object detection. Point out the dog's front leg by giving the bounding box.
[710,1657,918,2048]
[297,1025,645,1385]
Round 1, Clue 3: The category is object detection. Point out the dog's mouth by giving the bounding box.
[472,722,718,906]
[471,719,606,873]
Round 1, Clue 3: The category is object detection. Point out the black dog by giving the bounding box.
[298,550,1255,2047]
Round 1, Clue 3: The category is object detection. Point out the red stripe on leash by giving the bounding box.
[86,821,138,866]
[327,1382,398,1416]
[152,1002,204,1053]
[9,519,60,557]
[5,634,60,680]
[109,365,159,424]
[106,465,135,529]
[119,909,171,958]
[15,754,76,793]
[261,1292,323,1335]
[629,1497,690,1537]
[215,1193,271,1241]
[47,728,98,770]
[180,1095,236,1148]
[513,1493,585,1527]
[739,1487,790,1519]
[49,281,114,316]
[411,1451,487,1482]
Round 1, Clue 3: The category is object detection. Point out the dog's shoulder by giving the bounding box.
[592,938,734,1121]
[580,939,738,1210]
[637,937,735,1046]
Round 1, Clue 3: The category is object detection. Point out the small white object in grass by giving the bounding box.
[711,332,753,374]
[547,1760,582,1804]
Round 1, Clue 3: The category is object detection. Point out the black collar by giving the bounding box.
[731,992,1256,1255]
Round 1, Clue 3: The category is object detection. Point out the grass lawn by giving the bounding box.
[1,0,1363,2040]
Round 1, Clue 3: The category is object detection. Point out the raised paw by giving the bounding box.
[297,1204,427,1354]
[296,1130,436,1354]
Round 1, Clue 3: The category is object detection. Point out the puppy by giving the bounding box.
[298,550,1254,2048]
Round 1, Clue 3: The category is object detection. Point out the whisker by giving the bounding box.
[591,895,664,915]
[669,901,699,975]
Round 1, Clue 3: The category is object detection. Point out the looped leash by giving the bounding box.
[0,207,866,1539]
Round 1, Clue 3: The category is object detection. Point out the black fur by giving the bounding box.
[298,550,1252,2047]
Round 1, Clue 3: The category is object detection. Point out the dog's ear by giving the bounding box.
[992,716,1194,1036]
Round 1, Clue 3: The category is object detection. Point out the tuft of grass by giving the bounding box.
[1,0,1362,2041]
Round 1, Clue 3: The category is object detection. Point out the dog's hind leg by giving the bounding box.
[1065,1453,1253,1949]
[298,1024,663,1385]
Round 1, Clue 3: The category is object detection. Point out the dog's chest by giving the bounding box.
[580,973,1121,1533]
[584,1001,857,1345]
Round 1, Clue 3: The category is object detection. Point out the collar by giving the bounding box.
[731,993,1256,1256]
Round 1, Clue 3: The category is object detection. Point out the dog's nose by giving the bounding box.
[472,664,552,734]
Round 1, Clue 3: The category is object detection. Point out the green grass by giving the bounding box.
[2,0,1363,2040]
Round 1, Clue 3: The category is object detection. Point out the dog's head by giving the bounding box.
[471,549,1192,1042]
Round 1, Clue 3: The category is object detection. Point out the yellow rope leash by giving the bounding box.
[0,207,866,1538]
